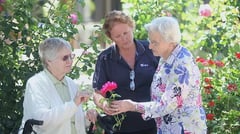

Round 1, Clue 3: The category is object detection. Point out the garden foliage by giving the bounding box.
[0,0,239,134]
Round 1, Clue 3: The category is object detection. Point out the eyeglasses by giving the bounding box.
[129,70,135,91]
[62,54,75,61]
[148,38,159,46]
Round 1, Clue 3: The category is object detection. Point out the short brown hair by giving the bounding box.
[103,10,135,38]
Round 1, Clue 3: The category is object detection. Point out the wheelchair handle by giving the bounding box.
[22,119,43,134]
[26,119,43,126]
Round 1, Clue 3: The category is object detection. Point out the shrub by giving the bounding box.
[0,0,100,133]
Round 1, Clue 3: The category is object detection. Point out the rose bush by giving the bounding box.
[194,1,239,133]
[196,55,240,133]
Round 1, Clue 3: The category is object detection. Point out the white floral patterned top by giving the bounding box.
[140,45,207,134]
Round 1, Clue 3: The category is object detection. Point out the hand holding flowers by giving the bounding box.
[98,81,126,131]
[100,81,120,101]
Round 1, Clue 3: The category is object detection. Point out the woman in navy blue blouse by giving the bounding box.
[92,10,158,134]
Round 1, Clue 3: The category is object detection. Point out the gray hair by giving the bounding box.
[38,37,72,68]
[144,16,181,44]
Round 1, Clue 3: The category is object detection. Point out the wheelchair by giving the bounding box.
[21,119,94,134]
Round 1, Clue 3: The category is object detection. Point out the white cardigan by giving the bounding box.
[19,71,87,134]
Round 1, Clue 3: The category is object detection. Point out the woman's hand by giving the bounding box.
[101,99,116,115]
[109,99,136,115]
[86,109,98,123]
[74,91,91,106]
[93,92,116,115]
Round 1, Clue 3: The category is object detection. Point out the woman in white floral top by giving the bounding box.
[109,16,207,134]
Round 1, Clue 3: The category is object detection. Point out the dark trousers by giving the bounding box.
[104,127,157,134]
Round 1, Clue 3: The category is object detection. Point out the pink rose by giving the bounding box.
[100,81,117,97]
[199,4,212,17]
[69,13,78,24]
[0,0,5,4]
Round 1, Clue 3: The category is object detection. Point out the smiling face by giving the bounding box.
[148,31,174,60]
[47,47,74,80]
[109,22,134,49]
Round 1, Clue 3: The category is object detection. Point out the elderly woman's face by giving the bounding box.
[148,31,172,59]
[47,47,74,78]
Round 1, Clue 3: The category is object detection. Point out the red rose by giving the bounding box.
[206,113,214,120]
[196,57,206,63]
[208,100,215,107]
[215,60,224,67]
[204,88,211,94]
[204,77,211,84]
[204,84,213,90]
[0,5,3,12]
[227,83,237,92]
[207,59,215,66]
[235,52,240,59]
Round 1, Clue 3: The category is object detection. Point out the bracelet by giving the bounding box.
[135,103,138,112]
[135,103,144,113]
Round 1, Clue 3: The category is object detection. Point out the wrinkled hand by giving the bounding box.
[101,100,116,115]
[86,109,98,123]
[109,99,136,115]
[74,91,90,106]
